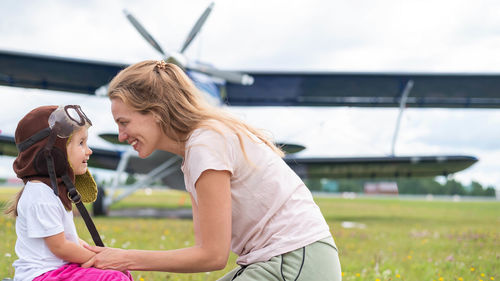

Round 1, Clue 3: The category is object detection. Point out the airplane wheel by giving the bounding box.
[92,186,108,216]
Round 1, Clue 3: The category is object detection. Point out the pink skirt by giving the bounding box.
[33,263,133,281]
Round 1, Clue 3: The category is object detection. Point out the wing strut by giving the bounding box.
[106,153,182,208]
[104,149,134,209]
[390,80,414,156]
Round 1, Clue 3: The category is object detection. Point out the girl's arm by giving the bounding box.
[45,232,95,264]
[83,169,232,272]
[79,238,90,248]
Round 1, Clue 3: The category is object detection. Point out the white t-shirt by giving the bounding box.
[181,123,333,265]
[13,181,80,281]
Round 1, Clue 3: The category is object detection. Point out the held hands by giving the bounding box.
[82,244,129,271]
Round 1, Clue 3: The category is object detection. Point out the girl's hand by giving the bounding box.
[78,238,90,248]
[80,244,101,268]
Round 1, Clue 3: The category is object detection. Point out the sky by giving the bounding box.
[1,0,500,189]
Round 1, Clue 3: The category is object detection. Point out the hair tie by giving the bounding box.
[156,60,167,70]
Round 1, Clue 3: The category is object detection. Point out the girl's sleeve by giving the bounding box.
[26,201,64,238]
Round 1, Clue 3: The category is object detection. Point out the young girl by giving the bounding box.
[5,105,132,281]
[83,61,342,280]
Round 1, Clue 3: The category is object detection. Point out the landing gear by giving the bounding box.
[92,186,108,216]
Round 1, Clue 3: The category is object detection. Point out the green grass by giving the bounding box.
[1,187,499,280]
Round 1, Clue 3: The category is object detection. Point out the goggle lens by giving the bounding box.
[48,105,92,138]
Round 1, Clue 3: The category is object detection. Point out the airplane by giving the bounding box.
[0,2,489,215]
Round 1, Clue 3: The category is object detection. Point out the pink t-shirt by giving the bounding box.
[181,123,333,265]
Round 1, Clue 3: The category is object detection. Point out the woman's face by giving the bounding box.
[111,98,163,158]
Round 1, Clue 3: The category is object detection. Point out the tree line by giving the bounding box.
[305,177,497,197]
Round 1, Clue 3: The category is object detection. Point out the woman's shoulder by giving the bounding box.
[189,121,235,143]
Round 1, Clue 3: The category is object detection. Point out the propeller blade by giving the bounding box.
[179,2,214,54]
[190,64,254,85]
[123,9,168,57]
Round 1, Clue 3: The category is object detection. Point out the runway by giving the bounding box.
[108,207,193,219]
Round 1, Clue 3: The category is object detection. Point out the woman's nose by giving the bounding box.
[118,131,128,142]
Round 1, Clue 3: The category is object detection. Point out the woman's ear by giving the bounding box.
[152,113,161,124]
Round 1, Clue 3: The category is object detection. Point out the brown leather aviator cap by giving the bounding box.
[13,105,97,211]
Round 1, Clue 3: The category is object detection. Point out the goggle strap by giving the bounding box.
[17,128,51,152]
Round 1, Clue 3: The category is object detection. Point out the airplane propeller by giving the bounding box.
[124,3,254,85]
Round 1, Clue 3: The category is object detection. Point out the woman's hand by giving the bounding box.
[82,244,130,271]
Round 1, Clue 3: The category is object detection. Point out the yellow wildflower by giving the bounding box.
[356,273,360,277]
[471,267,475,272]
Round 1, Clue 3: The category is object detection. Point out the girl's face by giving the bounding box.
[67,127,92,175]
[111,98,164,158]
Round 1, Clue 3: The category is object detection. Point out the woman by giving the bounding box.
[83,60,342,280]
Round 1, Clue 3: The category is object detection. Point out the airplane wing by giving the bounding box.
[0,134,478,190]
[2,50,500,108]
[224,71,500,108]
[0,50,125,94]
[284,155,478,179]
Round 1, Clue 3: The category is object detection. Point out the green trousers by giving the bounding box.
[218,237,341,281]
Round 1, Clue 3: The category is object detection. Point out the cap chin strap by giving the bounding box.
[44,131,59,197]
[45,152,59,197]
[62,174,104,247]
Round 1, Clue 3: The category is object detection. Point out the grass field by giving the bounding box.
[1,187,498,281]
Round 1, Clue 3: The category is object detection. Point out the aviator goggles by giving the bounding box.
[17,105,92,153]
[48,105,92,138]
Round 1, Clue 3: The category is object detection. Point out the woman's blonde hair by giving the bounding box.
[107,60,284,158]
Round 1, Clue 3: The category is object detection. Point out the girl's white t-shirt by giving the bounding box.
[181,124,333,265]
[13,181,79,281]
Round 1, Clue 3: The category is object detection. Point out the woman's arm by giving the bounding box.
[190,193,201,246]
[83,169,232,273]
[44,232,95,264]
